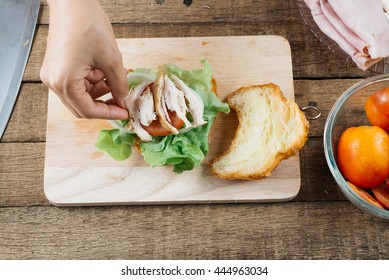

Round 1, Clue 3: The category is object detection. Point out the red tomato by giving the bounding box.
[371,88,389,117]
[365,87,389,132]
[372,183,389,209]
[143,111,184,137]
[337,126,389,188]
[347,182,384,209]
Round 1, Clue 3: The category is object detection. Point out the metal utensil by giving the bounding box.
[0,0,40,140]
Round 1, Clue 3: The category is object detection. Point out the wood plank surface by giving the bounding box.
[36,0,329,25]
[0,202,387,259]
[0,79,363,206]
[0,143,46,206]
[1,83,48,143]
[0,80,360,143]
[26,24,373,82]
[0,139,343,207]
[44,36,304,206]
[1,0,387,260]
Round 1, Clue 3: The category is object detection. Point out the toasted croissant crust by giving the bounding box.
[209,83,309,180]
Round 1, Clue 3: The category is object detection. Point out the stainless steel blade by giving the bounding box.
[0,0,40,140]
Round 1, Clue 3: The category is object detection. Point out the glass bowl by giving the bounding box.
[324,74,389,219]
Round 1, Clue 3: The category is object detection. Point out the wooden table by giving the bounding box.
[1,0,388,260]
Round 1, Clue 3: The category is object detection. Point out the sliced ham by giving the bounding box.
[319,0,367,54]
[304,0,389,70]
[328,0,389,59]
[383,0,389,13]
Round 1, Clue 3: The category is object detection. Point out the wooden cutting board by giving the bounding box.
[44,35,301,206]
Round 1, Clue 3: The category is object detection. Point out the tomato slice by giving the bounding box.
[372,184,389,209]
[143,111,184,137]
[347,182,384,209]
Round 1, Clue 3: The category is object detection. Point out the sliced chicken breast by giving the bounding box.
[138,87,156,127]
[153,73,179,134]
[163,75,192,129]
[124,81,153,142]
[120,71,207,140]
[170,74,206,127]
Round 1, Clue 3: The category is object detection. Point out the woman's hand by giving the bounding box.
[40,0,129,120]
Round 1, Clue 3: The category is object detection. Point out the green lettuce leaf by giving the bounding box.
[140,122,211,173]
[127,68,156,89]
[96,60,230,173]
[95,129,136,161]
[161,59,213,91]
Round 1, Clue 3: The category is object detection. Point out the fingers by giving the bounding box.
[55,92,82,118]
[85,68,128,102]
[85,79,111,100]
[68,90,129,120]
[41,47,129,120]
[40,0,130,121]
[85,69,106,83]
[104,98,118,105]
[84,69,128,119]
[42,71,129,120]
[98,54,128,108]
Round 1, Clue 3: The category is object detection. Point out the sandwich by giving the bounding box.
[210,83,309,180]
[96,60,230,173]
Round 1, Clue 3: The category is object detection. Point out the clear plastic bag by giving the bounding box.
[296,0,388,73]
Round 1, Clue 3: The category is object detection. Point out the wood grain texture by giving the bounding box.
[0,202,387,259]
[26,23,373,83]
[1,0,386,260]
[0,139,344,207]
[44,36,303,205]
[0,83,48,143]
[0,143,47,206]
[36,0,320,25]
[1,79,360,143]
